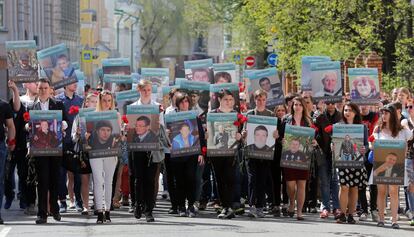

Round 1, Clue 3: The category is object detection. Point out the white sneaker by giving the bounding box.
[371,211,379,222]
[247,207,258,218]
[256,208,265,218]
[359,213,368,221]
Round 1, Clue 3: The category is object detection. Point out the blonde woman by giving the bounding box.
[87,90,123,224]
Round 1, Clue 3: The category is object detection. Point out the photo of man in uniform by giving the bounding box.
[282,138,307,162]
[132,116,157,143]
[246,125,271,151]
[214,124,229,149]
[9,53,37,78]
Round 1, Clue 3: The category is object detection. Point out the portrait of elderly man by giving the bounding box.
[314,71,339,97]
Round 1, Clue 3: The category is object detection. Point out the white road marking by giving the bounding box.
[0,227,11,237]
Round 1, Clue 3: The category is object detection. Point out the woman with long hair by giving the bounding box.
[371,104,411,229]
[87,90,122,224]
[335,102,368,224]
[71,93,98,215]
[280,96,317,220]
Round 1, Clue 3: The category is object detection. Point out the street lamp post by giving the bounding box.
[114,9,125,55]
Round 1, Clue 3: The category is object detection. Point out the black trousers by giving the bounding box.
[247,159,271,208]
[171,157,198,209]
[132,152,160,213]
[5,149,36,206]
[200,161,218,203]
[210,157,235,208]
[164,154,178,209]
[35,156,61,218]
[128,153,135,206]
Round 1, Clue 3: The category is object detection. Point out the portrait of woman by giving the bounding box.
[351,76,379,99]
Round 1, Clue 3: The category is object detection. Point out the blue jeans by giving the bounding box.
[317,154,339,211]
[0,142,8,212]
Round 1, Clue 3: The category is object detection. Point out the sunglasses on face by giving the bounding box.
[406,105,414,110]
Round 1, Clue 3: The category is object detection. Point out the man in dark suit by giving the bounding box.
[132,116,157,143]
[29,78,67,224]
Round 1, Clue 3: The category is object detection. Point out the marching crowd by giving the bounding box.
[0,77,414,231]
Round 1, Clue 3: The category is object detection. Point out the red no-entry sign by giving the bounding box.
[245,56,255,67]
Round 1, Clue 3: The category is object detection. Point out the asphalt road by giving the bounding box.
[0,197,413,237]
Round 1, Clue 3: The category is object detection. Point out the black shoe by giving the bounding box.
[96,212,104,224]
[145,212,155,222]
[35,216,47,224]
[0,217,3,224]
[53,213,61,221]
[134,207,142,219]
[105,211,111,223]
[168,208,178,215]
[347,214,356,224]
[336,213,347,224]
[282,206,288,217]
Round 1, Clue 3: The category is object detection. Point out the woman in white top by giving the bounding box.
[371,104,412,229]
[71,93,98,215]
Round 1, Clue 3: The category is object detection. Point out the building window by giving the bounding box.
[0,0,4,29]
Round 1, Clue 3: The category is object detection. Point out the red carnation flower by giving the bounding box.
[122,115,129,124]
[237,113,244,120]
[201,146,207,156]
[324,125,333,133]
[233,120,241,127]
[240,116,248,124]
[368,135,375,143]
[238,82,245,92]
[310,124,319,133]
[23,112,30,122]
[240,104,247,112]
[68,105,80,115]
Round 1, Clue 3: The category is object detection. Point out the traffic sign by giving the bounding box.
[245,56,255,67]
[267,53,278,66]
[82,50,93,62]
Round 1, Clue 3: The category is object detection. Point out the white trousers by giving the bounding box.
[90,156,118,211]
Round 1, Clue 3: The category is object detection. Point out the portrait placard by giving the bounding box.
[126,105,160,151]
[301,56,331,91]
[373,139,406,185]
[177,80,210,115]
[102,58,132,92]
[213,63,237,83]
[210,83,240,112]
[29,110,63,156]
[207,112,238,157]
[37,43,77,89]
[84,111,121,158]
[310,61,342,102]
[165,111,200,158]
[246,67,284,109]
[6,40,39,82]
[281,125,314,170]
[348,68,380,105]
[184,59,214,83]
[332,124,365,169]
[245,115,277,160]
